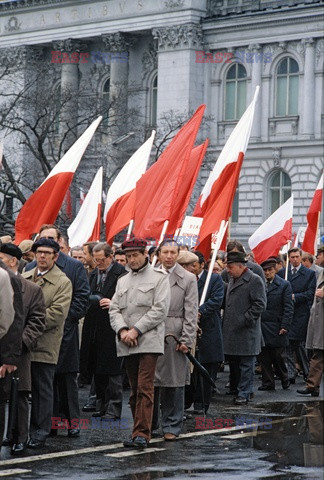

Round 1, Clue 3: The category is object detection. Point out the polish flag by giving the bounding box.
[68,167,103,247]
[166,139,208,236]
[194,88,259,258]
[134,105,206,240]
[14,116,102,244]
[104,130,155,244]
[248,195,294,264]
[301,172,323,255]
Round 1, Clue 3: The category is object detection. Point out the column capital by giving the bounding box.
[248,43,262,52]
[152,23,203,51]
[142,45,157,80]
[102,32,134,52]
[0,45,43,70]
[52,38,87,53]
[303,37,315,48]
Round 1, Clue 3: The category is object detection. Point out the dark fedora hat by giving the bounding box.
[226,251,247,264]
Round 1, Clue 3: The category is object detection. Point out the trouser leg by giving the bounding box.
[160,386,184,437]
[259,347,275,388]
[307,349,323,390]
[30,362,55,442]
[237,356,255,400]
[104,374,123,418]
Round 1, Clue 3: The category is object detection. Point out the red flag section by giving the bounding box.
[166,139,208,237]
[301,172,323,255]
[104,131,155,245]
[194,88,259,258]
[14,116,102,244]
[133,105,206,240]
[88,203,102,242]
[248,196,293,264]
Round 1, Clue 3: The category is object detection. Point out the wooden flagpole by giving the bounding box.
[151,220,169,267]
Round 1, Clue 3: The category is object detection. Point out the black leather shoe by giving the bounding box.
[49,429,58,437]
[92,411,104,418]
[282,381,290,390]
[82,404,97,412]
[123,437,134,448]
[234,397,248,405]
[27,439,45,449]
[68,429,80,437]
[258,385,275,391]
[2,437,12,447]
[289,378,296,385]
[133,436,148,448]
[297,388,319,397]
[11,442,26,455]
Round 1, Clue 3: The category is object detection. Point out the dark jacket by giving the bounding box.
[278,264,316,341]
[261,274,293,347]
[197,271,224,363]
[25,252,90,372]
[85,262,125,376]
[222,268,267,356]
[221,260,265,284]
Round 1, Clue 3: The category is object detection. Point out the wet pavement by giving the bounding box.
[0,367,323,479]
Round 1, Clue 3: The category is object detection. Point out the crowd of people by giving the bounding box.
[0,226,323,453]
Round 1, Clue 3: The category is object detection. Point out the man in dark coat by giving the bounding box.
[221,240,265,284]
[25,224,90,437]
[258,257,293,391]
[222,252,267,405]
[186,251,224,414]
[277,247,316,382]
[0,261,24,452]
[85,242,125,419]
[0,244,46,455]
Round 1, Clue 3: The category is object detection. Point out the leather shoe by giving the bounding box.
[133,436,148,448]
[282,381,290,390]
[123,437,134,448]
[27,439,45,449]
[234,397,248,405]
[164,433,177,441]
[92,411,104,418]
[68,429,80,437]
[297,388,319,397]
[11,442,26,455]
[49,429,58,437]
[82,404,97,412]
[289,378,296,385]
[258,385,275,391]
[2,437,12,447]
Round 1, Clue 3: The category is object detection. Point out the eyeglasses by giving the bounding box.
[36,250,55,256]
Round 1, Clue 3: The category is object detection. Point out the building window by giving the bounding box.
[102,78,110,128]
[276,57,299,116]
[225,64,247,120]
[150,74,158,127]
[269,170,291,215]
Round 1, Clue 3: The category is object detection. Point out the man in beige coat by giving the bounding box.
[154,239,198,441]
[23,238,72,449]
[110,238,170,449]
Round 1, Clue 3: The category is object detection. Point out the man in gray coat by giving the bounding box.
[110,238,170,449]
[223,251,267,405]
[154,239,198,440]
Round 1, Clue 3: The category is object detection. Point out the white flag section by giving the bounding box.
[104,130,155,243]
[68,167,103,247]
[178,216,202,248]
[248,195,293,264]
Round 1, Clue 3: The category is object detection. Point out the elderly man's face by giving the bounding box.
[125,251,146,271]
[263,266,276,281]
[93,250,113,272]
[35,247,58,271]
[226,262,245,278]
[158,245,179,270]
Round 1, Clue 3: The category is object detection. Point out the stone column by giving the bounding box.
[250,43,262,140]
[302,38,315,138]
[102,32,132,140]
[152,24,204,119]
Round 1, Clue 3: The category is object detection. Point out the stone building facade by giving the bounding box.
[0,0,323,245]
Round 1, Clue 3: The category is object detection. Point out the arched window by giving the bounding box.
[150,74,158,127]
[276,57,299,116]
[269,170,291,215]
[225,64,247,120]
[102,78,110,128]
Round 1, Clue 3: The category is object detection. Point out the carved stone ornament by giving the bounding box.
[316,39,324,65]
[102,33,133,52]
[142,45,157,80]
[272,147,281,167]
[152,24,203,51]
[0,46,43,69]
[5,16,21,32]
[52,39,86,53]
[164,0,185,7]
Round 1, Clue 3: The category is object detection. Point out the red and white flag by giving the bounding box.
[134,105,206,240]
[67,167,103,247]
[15,116,102,244]
[194,87,259,258]
[248,195,293,264]
[104,130,155,244]
[301,172,323,255]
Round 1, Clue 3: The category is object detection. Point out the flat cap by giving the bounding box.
[0,235,12,244]
[121,237,147,251]
[226,251,247,264]
[260,257,277,270]
[19,239,34,254]
[177,250,198,265]
[32,238,60,253]
[0,243,22,260]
